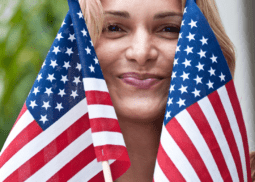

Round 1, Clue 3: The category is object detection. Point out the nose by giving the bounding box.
[125,28,158,66]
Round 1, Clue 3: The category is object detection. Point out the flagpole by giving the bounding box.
[102,161,113,182]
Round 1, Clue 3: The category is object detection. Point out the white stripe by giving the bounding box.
[88,105,117,120]
[92,131,125,147]
[25,128,93,182]
[0,110,34,155]
[83,78,109,92]
[176,110,223,182]
[68,158,115,182]
[153,160,169,182]
[218,86,247,182]
[198,96,239,182]
[0,99,88,181]
[161,124,200,181]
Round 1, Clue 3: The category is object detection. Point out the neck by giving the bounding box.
[115,114,164,182]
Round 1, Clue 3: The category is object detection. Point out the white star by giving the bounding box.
[85,46,91,54]
[63,61,71,70]
[47,73,56,82]
[94,57,99,64]
[68,33,76,42]
[58,89,66,97]
[210,54,217,63]
[169,84,175,93]
[56,33,64,41]
[55,103,64,111]
[188,19,197,29]
[173,58,178,66]
[176,98,186,107]
[76,63,82,71]
[70,90,79,99]
[90,40,94,46]
[65,47,74,56]
[42,61,46,68]
[29,100,38,109]
[179,85,188,94]
[50,60,58,69]
[73,76,81,86]
[180,71,190,81]
[181,20,185,27]
[184,45,193,55]
[33,86,40,95]
[176,45,181,53]
[77,11,83,19]
[37,73,43,82]
[52,46,61,55]
[39,115,48,124]
[167,97,173,106]
[70,23,73,26]
[208,67,216,76]
[42,101,51,110]
[178,32,182,40]
[89,64,95,72]
[182,59,191,68]
[171,71,177,80]
[61,21,66,27]
[60,75,68,84]
[194,75,203,84]
[219,72,226,81]
[184,7,187,14]
[81,28,87,36]
[192,88,201,97]
[197,49,206,58]
[45,87,53,96]
[196,62,204,71]
[165,111,171,120]
[206,80,214,89]
[186,32,195,42]
[200,36,208,45]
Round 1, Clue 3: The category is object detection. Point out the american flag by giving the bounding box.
[153,0,252,181]
[0,0,130,181]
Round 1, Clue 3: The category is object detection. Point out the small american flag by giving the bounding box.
[0,0,130,181]
[153,0,252,181]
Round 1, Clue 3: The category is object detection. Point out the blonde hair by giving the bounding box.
[78,0,236,76]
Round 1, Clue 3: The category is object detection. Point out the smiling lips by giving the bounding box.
[120,72,163,89]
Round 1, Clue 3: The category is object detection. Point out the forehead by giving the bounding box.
[100,0,182,16]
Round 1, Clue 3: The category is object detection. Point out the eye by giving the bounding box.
[156,24,180,39]
[102,24,124,33]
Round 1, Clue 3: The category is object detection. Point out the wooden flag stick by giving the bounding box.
[102,161,113,182]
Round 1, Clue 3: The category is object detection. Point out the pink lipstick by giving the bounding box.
[120,72,162,89]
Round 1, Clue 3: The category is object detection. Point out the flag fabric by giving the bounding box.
[0,0,130,181]
[153,0,252,181]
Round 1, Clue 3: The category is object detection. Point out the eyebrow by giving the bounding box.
[104,11,183,19]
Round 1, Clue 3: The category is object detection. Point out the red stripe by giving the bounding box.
[89,148,131,182]
[0,120,42,168]
[90,118,122,133]
[225,80,252,182]
[85,91,113,105]
[47,144,96,182]
[4,113,90,182]
[157,142,185,181]
[166,117,213,182]
[208,90,244,181]
[94,145,129,162]
[187,103,233,181]
[12,103,27,129]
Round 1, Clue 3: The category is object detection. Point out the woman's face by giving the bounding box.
[95,0,182,122]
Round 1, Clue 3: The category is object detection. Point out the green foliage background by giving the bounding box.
[0,0,69,151]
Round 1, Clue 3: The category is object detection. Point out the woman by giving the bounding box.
[78,0,248,181]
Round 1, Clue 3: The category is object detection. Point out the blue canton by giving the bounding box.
[164,0,232,125]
